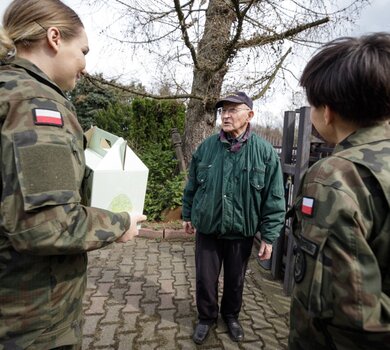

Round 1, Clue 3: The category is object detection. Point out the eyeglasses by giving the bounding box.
[216,107,251,116]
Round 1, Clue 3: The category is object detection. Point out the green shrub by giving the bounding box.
[128,98,186,220]
[71,78,186,221]
[141,146,186,220]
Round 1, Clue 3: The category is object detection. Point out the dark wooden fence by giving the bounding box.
[255,106,333,295]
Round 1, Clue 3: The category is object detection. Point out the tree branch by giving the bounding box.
[173,0,199,69]
[236,17,329,49]
[251,47,292,101]
[106,26,180,45]
[84,74,203,101]
[112,0,176,18]
[210,0,256,72]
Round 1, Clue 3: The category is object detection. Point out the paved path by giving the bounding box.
[82,236,291,349]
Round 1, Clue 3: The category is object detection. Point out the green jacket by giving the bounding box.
[0,58,130,349]
[182,131,285,241]
[289,122,390,350]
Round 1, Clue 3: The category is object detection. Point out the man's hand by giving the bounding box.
[258,240,272,260]
[116,213,147,243]
[182,221,195,235]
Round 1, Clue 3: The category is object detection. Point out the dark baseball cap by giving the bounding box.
[215,91,253,109]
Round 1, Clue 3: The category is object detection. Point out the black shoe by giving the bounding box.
[192,322,213,345]
[225,319,244,342]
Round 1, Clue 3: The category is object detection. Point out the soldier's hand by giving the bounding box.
[258,240,272,260]
[116,213,147,243]
[182,221,195,235]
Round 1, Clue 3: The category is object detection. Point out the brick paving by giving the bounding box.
[82,234,291,349]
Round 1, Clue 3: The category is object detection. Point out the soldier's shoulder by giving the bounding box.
[305,156,357,186]
[0,68,59,102]
[337,140,390,174]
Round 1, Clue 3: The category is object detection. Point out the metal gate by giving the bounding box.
[256,106,333,295]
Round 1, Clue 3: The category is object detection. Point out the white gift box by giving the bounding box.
[82,126,148,215]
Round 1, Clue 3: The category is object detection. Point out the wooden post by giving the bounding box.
[283,106,312,295]
[171,128,187,178]
[271,111,296,280]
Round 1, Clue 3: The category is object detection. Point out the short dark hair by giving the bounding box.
[300,32,390,126]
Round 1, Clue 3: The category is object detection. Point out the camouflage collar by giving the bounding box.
[334,122,390,153]
[5,57,66,98]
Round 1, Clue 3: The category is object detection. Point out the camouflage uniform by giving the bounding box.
[289,122,390,349]
[0,58,130,349]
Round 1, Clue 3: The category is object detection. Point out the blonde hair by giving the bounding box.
[0,0,84,60]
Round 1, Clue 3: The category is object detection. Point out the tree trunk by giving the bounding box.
[182,0,235,164]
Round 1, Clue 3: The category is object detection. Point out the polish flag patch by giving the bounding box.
[301,197,315,216]
[33,108,63,127]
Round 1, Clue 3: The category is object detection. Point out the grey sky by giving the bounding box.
[353,0,390,34]
[1,0,390,120]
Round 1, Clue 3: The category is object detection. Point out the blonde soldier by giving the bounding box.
[289,33,390,349]
[0,1,146,349]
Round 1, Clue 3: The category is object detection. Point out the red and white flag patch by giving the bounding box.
[301,197,315,216]
[33,108,63,127]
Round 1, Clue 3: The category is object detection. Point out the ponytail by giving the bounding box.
[0,27,16,61]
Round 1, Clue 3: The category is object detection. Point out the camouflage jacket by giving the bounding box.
[289,122,390,350]
[0,58,130,349]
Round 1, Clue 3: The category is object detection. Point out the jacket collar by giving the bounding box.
[4,57,66,98]
[219,123,252,153]
[333,122,390,154]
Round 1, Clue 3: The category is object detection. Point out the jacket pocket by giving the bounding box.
[196,163,211,188]
[12,129,81,211]
[294,225,334,319]
[249,166,265,191]
[7,219,63,254]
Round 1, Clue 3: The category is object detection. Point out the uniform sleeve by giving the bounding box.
[292,161,388,330]
[258,150,286,243]
[181,151,199,221]
[1,97,130,255]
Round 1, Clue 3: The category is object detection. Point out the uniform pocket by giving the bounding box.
[294,225,334,319]
[7,219,62,254]
[12,129,81,211]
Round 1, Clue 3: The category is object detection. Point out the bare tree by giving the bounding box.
[86,0,369,163]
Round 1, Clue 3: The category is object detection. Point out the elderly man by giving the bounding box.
[182,91,285,344]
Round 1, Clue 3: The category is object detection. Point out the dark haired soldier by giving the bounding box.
[182,91,285,344]
[289,33,390,349]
